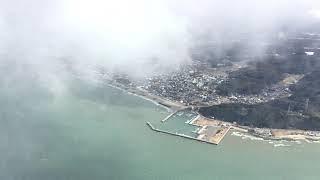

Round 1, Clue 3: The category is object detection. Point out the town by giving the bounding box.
[101,32,320,142]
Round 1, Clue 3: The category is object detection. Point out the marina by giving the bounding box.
[148,110,232,145]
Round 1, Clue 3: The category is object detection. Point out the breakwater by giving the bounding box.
[146,122,217,145]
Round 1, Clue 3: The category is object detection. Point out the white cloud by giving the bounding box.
[0,0,320,79]
[309,9,320,18]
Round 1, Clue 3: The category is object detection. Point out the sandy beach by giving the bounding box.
[106,81,186,111]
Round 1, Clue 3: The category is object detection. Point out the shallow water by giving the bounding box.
[1,79,320,180]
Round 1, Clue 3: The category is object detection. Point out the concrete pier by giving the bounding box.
[161,111,177,122]
[188,114,201,125]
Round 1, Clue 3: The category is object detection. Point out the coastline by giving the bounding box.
[106,81,320,143]
[194,113,320,142]
[105,81,186,112]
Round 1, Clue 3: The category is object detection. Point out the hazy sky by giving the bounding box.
[0,0,320,79]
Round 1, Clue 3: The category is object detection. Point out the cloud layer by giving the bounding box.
[0,0,319,79]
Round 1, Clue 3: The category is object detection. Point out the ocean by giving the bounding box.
[1,78,320,180]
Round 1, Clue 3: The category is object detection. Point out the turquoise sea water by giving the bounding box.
[1,78,320,180]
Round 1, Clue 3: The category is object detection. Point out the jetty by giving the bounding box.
[161,111,177,122]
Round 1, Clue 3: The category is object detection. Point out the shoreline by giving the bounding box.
[194,113,320,143]
[105,81,187,112]
[106,81,320,143]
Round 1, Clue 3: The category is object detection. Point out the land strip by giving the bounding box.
[107,81,320,143]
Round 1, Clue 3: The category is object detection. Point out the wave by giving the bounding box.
[231,131,264,141]
[231,131,302,147]
[274,143,291,147]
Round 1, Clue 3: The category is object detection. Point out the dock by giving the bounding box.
[188,114,201,125]
[161,111,177,122]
